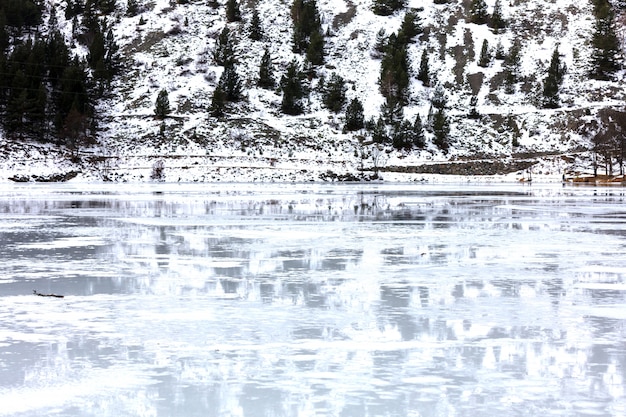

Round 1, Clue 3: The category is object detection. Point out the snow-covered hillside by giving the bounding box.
[1,0,624,182]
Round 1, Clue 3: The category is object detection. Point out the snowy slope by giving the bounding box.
[1,0,624,182]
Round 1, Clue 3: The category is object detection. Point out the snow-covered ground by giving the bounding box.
[1,0,623,182]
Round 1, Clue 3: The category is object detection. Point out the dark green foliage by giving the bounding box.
[590,0,620,80]
[344,98,365,132]
[226,0,241,23]
[503,39,521,94]
[470,0,488,24]
[468,95,480,118]
[258,47,275,89]
[543,47,566,108]
[432,109,450,152]
[392,117,426,151]
[214,26,235,66]
[154,89,170,119]
[489,0,506,32]
[373,28,387,59]
[321,72,346,113]
[381,99,403,126]
[398,10,422,44]
[249,9,263,41]
[209,86,226,117]
[370,116,390,144]
[430,83,447,110]
[0,0,42,29]
[127,0,139,16]
[477,39,490,67]
[411,114,426,148]
[306,29,325,65]
[291,0,322,55]
[372,0,406,16]
[417,48,429,86]
[280,59,308,115]
[218,63,243,102]
[380,33,409,108]
[494,40,505,60]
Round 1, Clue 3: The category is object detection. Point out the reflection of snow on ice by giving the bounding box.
[0,183,625,416]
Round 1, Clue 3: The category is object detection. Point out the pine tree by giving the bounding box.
[321,72,346,113]
[291,0,322,54]
[417,48,430,86]
[432,109,450,152]
[370,116,390,144]
[258,47,275,89]
[225,0,241,22]
[380,33,409,108]
[470,0,489,24]
[478,39,490,67]
[431,83,447,110]
[280,59,307,115]
[218,63,243,102]
[344,97,365,132]
[154,89,170,119]
[372,28,388,59]
[590,0,621,80]
[214,26,235,66]
[372,0,406,16]
[398,10,421,44]
[209,86,226,117]
[503,39,521,94]
[306,29,325,65]
[489,0,506,32]
[468,95,480,118]
[543,47,566,108]
[392,119,414,150]
[412,114,426,148]
[249,9,263,41]
[127,0,139,16]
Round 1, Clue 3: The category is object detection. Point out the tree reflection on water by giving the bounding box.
[0,184,625,416]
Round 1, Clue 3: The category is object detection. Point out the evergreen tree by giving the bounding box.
[543,47,566,108]
[154,89,170,119]
[372,28,388,59]
[225,0,241,23]
[494,40,505,60]
[489,0,506,32]
[380,33,409,108]
[258,47,275,89]
[412,113,426,148]
[503,39,521,94]
[398,10,421,44]
[214,26,235,66]
[417,48,430,86]
[431,83,447,110]
[280,59,307,115]
[392,119,414,150]
[249,9,263,41]
[209,86,226,117]
[372,0,406,16]
[477,39,490,67]
[291,0,322,54]
[218,63,243,102]
[432,109,450,152]
[590,0,621,80]
[306,29,325,65]
[370,116,390,144]
[468,95,480,118]
[127,0,139,16]
[470,0,489,24]
[321,72,346,113]
[344,97,365,132]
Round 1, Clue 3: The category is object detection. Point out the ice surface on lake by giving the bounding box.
[0,182,625,417]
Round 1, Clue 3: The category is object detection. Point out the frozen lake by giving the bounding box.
[0,182,625,416]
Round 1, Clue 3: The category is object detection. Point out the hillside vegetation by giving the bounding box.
[1,0,625,181]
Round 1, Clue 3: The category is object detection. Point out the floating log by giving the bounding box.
[33,290,64,298]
